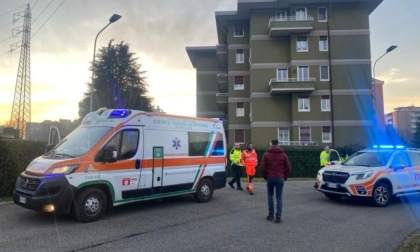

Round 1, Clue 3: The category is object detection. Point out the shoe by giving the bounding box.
[266,214,274,221]
[237,187,243,191]
[275,216,281,223]
[228,182,234,189]
[249,191,254,195]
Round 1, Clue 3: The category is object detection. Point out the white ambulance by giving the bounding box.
[315,145,420,207]
[13,109,227,222]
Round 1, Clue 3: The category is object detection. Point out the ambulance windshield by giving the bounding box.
[46,126,113,158]
[342,151,392,167]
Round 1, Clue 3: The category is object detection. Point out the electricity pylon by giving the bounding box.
[10,4,31,139]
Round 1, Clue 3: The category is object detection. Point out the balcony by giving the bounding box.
[216,93,228,112]
[216,44,228,68]
[217,73,228,93]
[269,78,315,95]
[279,141,318,146]
[268,16,314,36]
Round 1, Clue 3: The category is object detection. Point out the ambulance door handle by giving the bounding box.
[157,177,160,181]
[135,159,141,169]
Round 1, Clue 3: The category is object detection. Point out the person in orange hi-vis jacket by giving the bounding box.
[241,143,258,195]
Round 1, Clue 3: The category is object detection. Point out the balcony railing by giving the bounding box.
[268,15,314,36]
[216,93,228,112]
[279,141,318,146]
[216,44,228,68]
[269,78,316,95]
[217,73,228,93]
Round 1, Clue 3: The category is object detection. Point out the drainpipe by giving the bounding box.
[327,0,335,147]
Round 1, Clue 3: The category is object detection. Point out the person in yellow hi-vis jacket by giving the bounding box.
[320,145,330,167]
[228,143,244,190]
[241,143,258,195]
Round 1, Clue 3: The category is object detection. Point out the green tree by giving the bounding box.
[412,120,420,148]
[79,40,152,118]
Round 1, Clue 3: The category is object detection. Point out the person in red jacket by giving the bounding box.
[241,143,258,195]
[260,139,291,223]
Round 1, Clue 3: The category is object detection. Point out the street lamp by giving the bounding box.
[372,45,397,142]
[89,14,122,112]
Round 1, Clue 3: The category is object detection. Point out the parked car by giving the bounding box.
[315,145,420,206]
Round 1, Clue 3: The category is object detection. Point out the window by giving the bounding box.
[318,7,327,22]
[321,95,330,112]
[188,132,224,156]
[278,128,289,145]
[234,129,245,144]
[296,7,307,21]
[297,36,308,52]
[104,129,139,160]
[297,66,309,81]
[234,23,244,37]
[277,68,288,81]
[298,96,310,112]
[236,102,245,117]
[276,11,287,21]
[320,65,329,81]
[322,126,332,143]
[299,126,311,143]
[319,36,328,51]
[234,76,244,90]
[236,49,244,63]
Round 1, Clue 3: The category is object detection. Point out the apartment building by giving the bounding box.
[386,106,420,145]
[187,0,382,148]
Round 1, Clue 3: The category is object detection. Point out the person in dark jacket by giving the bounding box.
[260,139,291,223]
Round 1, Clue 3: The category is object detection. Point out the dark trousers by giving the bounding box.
[229,164,242,188]
[267,177,285,217]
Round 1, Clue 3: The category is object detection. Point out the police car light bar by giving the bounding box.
[372,145,405,149]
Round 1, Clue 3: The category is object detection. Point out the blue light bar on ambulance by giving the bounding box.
[372,145,405,149]
[109,109,131,118]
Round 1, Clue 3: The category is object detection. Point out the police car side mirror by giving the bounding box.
[392,164,405,171]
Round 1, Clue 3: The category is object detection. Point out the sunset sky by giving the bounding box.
[0,0,419,125]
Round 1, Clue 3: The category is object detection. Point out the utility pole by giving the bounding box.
[10,4,31,139]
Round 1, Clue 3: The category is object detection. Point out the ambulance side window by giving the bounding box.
[119,130,139,160]
[103,129,139,160]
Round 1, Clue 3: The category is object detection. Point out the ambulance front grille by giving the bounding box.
[322,171,349,184]
[19,176,41,191]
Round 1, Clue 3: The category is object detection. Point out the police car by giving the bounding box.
[315,145,420,207]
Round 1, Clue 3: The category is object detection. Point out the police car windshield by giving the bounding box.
[342,151,392,167]
[47,126,113,158]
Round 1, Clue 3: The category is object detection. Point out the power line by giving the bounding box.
[32,0,67,38]
[0,2,27,16]
[31,0,55,24]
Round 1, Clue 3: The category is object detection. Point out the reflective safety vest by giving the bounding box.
[229,148,243,166]
[320,150,328,166]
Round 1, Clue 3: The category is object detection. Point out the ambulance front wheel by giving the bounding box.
[73,187,107,223]
[195,178,214,203]
[372,182,391,207]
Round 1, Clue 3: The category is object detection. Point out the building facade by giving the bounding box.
[26,119,78,143]
[187,0,382,148]
[386,106,420,145]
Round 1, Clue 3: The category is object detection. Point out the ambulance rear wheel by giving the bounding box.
[73,188,107,222]
[372,182,391,207]
[195,178,213,203]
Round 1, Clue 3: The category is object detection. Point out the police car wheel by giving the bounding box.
[372,183,391,207]
[195,178,214,203]
[73,188,107,222]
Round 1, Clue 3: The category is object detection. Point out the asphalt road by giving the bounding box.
[1,180,419,252]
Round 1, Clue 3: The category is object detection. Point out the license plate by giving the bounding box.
[19,196,27,204]
[327,183,338,189]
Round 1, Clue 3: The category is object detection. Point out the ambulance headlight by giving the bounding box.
[47,164,80,175]
[352,171,373,180]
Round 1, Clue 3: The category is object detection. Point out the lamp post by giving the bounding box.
[372,45,397,142]
[89,14,122,112]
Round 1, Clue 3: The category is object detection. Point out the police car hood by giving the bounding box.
[322,164,373,174]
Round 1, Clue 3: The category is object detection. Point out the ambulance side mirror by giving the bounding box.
[104,145,118,163]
